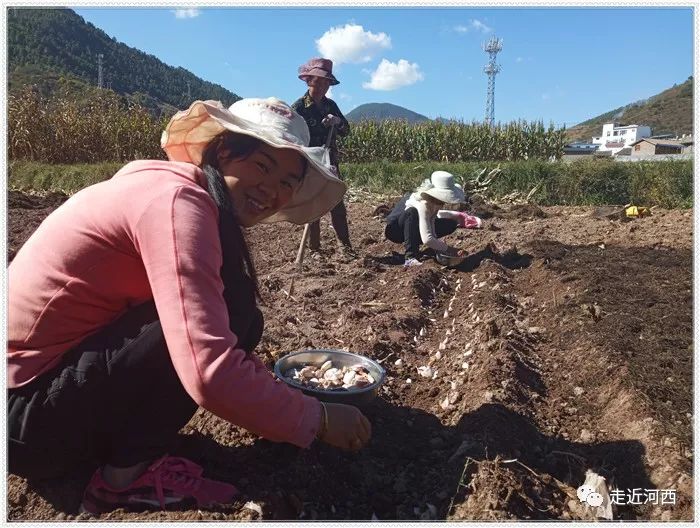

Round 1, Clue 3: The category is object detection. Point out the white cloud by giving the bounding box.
[516,57,524,63]
[338,92,352,101]
[363,59,424,91]
[326,86,334,99]
[316,24,391,65]
[454,19,492,34]
[173,8,200,19]
[542,93,551,100]
[471,19,492,33]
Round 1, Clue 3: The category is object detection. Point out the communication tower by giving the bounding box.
[482,36,503,127]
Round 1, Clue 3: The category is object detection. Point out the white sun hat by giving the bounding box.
[419,170,465,204]
[161,98,346,224]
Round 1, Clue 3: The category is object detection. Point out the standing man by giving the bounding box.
[292,57,354,256]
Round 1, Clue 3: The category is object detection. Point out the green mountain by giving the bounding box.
[346,102,430,123]
[566,78,693,142]
[8,8,240,113]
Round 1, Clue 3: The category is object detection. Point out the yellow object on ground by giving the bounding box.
[625,205,650,218]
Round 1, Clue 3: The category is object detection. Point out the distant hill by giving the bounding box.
[567,78,693,141]
[8,8,241,114]
[346,102,430,123]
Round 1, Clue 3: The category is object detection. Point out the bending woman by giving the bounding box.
[8,98,371,515]
[385,170,482,267]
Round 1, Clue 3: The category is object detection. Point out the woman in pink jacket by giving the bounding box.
[7,97,371,515]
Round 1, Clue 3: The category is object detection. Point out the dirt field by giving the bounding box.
[7,190,693,521]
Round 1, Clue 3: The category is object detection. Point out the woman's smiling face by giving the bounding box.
[219,142,305,227]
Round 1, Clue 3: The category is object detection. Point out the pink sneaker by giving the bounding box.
[457,212,482,229]
[80,455,238,515]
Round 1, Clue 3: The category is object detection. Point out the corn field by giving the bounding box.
[339,119,567,162]
[8,87,169,163]
[9,90,566,163]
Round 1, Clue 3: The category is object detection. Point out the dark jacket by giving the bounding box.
[292,92,350,166]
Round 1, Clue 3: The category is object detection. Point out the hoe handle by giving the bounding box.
[295,223,311,271]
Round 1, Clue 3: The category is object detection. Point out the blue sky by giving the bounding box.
[72,5,694,128]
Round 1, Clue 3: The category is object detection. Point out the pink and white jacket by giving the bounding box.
[7,160,321,448]
[404,193,465,253]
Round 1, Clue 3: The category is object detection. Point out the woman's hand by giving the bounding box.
[322,114,342,127]
[318,402,372,451]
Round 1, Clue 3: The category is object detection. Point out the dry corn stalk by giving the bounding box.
[498,181,542,205]
[458,166,502,197]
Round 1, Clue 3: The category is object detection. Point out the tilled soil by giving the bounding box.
[6,191,693,521]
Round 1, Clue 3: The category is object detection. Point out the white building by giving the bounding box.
[591,123,652,155]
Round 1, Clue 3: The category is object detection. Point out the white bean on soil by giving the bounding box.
[284,360,375,391]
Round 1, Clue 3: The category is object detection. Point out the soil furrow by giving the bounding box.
[7,194,692,521]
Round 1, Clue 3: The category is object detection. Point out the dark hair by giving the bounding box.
[198,132,308,342]
[199,132,262,343]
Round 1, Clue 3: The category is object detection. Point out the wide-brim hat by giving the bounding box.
[298,57,340,86]
[420,170,465,204]
[161,98,346,224]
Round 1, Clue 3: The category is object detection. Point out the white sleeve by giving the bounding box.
[437,209,462,222]
[415,200,449,252]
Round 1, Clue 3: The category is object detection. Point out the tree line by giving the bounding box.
[8,8,240,112]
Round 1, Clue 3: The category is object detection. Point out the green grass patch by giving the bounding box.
[8,159,693,208]
[9,161,123,194]
[343,158,693,208]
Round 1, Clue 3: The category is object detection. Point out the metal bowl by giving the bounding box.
[436,252,467,267]
[274,349,386,407]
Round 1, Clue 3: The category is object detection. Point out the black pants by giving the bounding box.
[308,166,351,249]
[9,302,205,480]
[384,207,458,260]
[308,201,351,249]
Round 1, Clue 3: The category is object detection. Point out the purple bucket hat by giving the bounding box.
[298,57,340,86]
